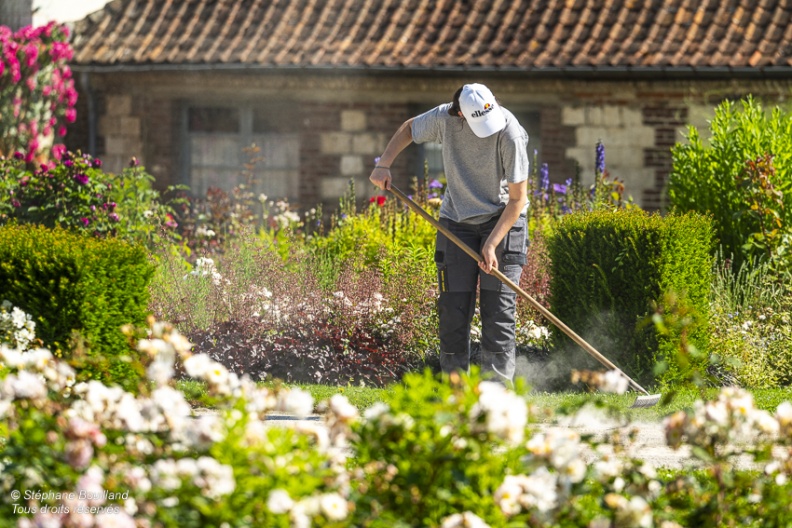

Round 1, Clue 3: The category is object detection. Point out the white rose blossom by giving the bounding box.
[267,489,294,514]
[440,511,491,528]
[469,381,528,445]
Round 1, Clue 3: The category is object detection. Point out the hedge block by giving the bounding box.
[547,209,714,387]
[0,224,154,389]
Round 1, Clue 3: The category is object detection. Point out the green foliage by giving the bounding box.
[526,142,636,239]
[708,256,792,388]
[349,369,531,527]
[0,322,349,528]
[3,323,792,527]
[547,209,714,387]
[669,96,792,272]
[309,192,436,275]
[0,224,154,390]
[0,151,183,250]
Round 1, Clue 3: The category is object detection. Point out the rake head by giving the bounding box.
[630,393,662,408]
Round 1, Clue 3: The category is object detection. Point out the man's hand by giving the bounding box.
[369,166,391,190]
[479,241,497,274]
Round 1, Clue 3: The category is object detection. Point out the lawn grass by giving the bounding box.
[176,377,792,422]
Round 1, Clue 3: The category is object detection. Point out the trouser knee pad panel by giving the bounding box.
[479,289,517,353]
[438,292,476,373]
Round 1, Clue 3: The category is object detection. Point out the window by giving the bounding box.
[184,104,300,200]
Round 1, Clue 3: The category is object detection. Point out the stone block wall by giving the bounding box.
[298,101,408,209]
[98,95,142,174]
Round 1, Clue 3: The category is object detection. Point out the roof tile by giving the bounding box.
[71,0,792,72]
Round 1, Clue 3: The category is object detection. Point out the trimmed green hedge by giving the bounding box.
[0,224,154,389]
[547,210,714,387]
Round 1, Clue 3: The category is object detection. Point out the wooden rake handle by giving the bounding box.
[387,184,651,397]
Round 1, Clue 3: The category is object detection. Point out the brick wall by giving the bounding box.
[73,72,792,213]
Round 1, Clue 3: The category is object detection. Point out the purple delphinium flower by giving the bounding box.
[73,173,89,185]
[428,179,443,189]
[553,183,567,195]
[595,141,605,175]
[539,163,549,191]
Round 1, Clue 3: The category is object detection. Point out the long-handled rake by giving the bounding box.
[388,185,661,408]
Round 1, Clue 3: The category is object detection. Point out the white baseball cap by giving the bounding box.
[458,83,506,138]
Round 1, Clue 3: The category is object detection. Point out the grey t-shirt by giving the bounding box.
[411,103,529,224]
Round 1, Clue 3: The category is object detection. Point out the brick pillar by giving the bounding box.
[642,104,688,211]
[540,106,577,184]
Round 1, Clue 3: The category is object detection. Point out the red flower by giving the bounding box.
[369,195,386,207]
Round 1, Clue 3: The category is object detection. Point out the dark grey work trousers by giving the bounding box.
[434,214,527,386]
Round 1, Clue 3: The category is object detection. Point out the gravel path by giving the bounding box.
[193,408,782,470]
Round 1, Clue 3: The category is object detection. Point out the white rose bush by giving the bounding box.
[2,304,792,526]
[1,312,352,528]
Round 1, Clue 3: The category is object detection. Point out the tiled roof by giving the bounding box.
[72,0,792,73]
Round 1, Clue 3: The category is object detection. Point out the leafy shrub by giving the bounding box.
[708,256,792,388]
[350,370,535,526]
[0,224,154,389]
[669,96,792,272]
[309,190,435,274]
[0,22,76,162]
[547,209,714,387]
[517,228,552,328]
[0,321,351,528]
[0,151,181,250]
[3,319,792,527]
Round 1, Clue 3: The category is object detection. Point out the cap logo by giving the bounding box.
[469,104,495,119]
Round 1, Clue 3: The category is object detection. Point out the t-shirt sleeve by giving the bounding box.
[501,126,530,184]
[410,104,449,144]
